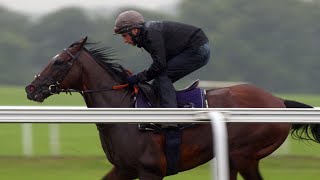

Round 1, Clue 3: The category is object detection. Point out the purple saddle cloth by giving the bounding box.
[135,87,207,108]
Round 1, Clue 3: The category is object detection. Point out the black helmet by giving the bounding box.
[114,10,145,34]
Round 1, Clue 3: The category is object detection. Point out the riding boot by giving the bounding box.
[148,72,177,129]
[153,72,177,108]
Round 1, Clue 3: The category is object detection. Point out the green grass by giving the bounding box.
[259,156,320,180]
[2,123,320,157]
[0,157,108,180]
[279,138,320,156]
[0,123,103,156]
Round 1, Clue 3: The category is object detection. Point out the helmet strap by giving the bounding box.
[128,30,140,46]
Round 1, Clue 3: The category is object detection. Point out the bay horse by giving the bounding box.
[25,37,320,180]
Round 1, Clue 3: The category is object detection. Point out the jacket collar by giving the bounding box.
[136,23,147,48]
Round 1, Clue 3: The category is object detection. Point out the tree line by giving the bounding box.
[0,0,319,93]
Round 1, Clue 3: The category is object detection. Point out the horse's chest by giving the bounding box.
[99,127,140,166]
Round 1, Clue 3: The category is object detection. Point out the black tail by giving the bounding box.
[283,99,313,108]
[284,99,320,143]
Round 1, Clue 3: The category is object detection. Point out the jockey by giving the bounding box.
[114,10,211,108]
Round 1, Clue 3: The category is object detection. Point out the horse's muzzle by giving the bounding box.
[25,84,36,94]
[25,84,46,102]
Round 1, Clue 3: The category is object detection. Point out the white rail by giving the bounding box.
[0,107,207,123]
[0,107,320,123]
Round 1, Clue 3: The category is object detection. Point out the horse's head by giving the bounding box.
[25,37,88,102]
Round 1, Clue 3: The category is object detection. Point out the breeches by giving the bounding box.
[153,43,211,108]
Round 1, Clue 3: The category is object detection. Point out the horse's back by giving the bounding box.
[206,84,285,108]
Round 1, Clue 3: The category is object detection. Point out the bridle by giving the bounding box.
[35,48,131,95]
[35,48,82,95]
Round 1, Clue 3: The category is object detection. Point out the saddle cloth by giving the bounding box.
[135,80,207,108]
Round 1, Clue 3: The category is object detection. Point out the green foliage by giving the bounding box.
[0,1,320,93]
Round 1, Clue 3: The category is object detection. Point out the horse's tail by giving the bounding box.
[283,99,320,143]
[283,99,313,108]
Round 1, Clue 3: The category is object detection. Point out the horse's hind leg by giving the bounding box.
[139,174,163,180]
[138,171,164,180]
[229,159,239,180]
[236,158,263,180]
[102,166,136,180]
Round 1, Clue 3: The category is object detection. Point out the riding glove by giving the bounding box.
[127,74,139,87]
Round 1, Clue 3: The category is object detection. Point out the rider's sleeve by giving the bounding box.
[137,30,166,82]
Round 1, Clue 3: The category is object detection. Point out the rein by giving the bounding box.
[53,84,130,94]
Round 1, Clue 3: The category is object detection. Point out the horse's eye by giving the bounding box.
[53,60,64,65]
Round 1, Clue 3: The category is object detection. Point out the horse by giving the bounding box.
[25,37,320,180]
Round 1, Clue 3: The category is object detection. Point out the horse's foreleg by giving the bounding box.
[102,166,136,180]
[138,171,164,180]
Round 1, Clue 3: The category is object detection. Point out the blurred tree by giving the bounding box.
[0,1,320,93]
[26,8,96,70]
[178,0,320,93]
[0,7,32,85]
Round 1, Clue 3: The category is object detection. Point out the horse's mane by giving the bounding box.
[69,42,129,83]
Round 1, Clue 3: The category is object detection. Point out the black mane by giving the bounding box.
[83,43,129,83]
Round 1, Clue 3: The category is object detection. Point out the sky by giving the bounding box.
[0,0,180,16]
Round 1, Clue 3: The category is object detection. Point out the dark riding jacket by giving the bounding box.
[136,21,209,82]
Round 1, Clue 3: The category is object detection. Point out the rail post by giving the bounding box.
[210,111,229,180]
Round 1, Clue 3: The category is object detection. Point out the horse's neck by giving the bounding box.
[80,57,132,108]
[83,90,131,108]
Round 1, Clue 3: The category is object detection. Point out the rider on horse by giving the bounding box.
[114,10,211,108]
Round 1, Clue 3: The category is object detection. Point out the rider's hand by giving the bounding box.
[127,74,139,87]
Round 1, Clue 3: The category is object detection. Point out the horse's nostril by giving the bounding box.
[26,85,36,93]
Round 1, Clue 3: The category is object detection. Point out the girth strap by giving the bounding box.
[165,129,181,176]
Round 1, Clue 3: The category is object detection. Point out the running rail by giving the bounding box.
[0,107,320,123]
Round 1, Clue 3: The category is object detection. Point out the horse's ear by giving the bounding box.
[79,36,88,49]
